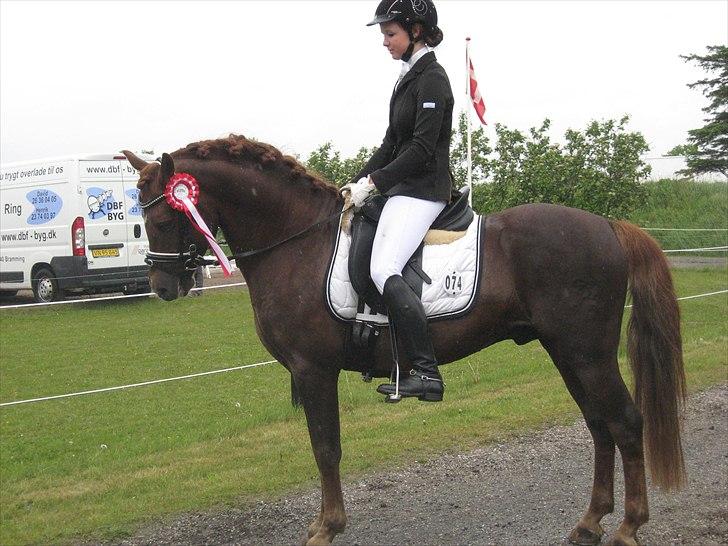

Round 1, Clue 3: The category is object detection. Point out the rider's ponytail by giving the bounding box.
[424,25,443,47]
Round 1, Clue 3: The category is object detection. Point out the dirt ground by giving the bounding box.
[108,384,728,546]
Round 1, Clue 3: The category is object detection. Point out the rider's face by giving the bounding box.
[380,22,410,60]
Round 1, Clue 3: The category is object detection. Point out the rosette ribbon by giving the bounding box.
[165,173,233,276]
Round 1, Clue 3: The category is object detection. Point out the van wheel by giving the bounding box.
[32,268,63,303]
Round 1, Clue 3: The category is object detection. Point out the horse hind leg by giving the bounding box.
[575,419,617,545]
[571,416,617,545]
[307,499,324,540]
[543,343,616,545]
[602,398,649,546]
[565,353,649,546]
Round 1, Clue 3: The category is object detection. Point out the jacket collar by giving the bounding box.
[393,51,437,96]
[404,46,431,70]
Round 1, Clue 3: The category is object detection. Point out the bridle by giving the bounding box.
[139,193,213,271]
[139,183,354,271]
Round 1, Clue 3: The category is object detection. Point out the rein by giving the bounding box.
[230,204,353,261]
[139,190,352,269]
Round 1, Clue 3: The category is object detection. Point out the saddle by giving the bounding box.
[348,187,474,316]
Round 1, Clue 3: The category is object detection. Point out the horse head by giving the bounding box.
[123,150,221,301]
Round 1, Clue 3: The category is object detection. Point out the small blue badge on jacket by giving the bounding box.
[422,102,436,109]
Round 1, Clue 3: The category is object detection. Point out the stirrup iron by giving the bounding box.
[384,319,402,403]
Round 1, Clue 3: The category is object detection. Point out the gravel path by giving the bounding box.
[113,384,728,546]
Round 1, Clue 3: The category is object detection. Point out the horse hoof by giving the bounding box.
[306,520,321,540]
[307,519,322,538]
[604,534,639,546]
[305,533,332,546]
[569,525,604,545]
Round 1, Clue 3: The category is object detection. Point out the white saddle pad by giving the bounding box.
[325,215,483,322]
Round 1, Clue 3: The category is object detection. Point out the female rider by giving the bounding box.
[352,0,454,402]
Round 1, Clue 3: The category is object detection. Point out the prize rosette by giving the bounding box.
[162,172,233,277]
[165,173,200,211]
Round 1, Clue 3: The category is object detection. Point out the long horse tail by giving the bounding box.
[610,220,687,490]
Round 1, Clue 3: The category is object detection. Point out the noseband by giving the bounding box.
[143,245,209,271]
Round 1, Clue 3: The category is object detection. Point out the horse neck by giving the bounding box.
[199,160,341,278]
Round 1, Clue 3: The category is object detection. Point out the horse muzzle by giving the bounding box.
[149,268,195,301]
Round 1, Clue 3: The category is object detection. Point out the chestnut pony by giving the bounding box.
[123,135,685,546]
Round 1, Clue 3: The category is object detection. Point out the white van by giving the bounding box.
[0,154,151,302]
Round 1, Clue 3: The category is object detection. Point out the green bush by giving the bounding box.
[470,116,650,218]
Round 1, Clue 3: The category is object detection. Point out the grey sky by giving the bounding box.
[1,0,726,164]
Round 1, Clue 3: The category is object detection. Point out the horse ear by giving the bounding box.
[122,150,149,172]
[160,153,175,181]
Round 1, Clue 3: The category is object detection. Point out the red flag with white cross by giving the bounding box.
[468,57,487,125]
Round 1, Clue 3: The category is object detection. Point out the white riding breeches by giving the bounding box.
[370,195,447,294]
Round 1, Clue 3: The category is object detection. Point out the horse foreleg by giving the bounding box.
[294,366,346,546]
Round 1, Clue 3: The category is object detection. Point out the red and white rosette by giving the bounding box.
[165,173,233,276]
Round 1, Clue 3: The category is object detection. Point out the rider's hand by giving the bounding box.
[351,177,375,207]
[341,177,376,208]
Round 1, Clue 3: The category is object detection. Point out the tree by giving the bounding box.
[678,45,728,177]
[666,143,698,157]
[305,142,375,188]
[449,111,492,188]
[474,116,650,218]
[564,117,651,218]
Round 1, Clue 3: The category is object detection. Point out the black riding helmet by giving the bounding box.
[367,0,438,61]
[367,0,438,27]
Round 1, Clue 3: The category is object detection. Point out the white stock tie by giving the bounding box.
[395,62,409,91]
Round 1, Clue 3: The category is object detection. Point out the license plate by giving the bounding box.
[91,248,120,258]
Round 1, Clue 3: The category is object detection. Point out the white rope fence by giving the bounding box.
[644,227,728,231]
[643,226,727,253]
[0,288,725,408]
[0,281,246,310]
[674,289,728,301]
[0,360,277,407]
[663,246,728,253]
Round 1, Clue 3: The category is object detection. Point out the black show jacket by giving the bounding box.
[354,51,454,202]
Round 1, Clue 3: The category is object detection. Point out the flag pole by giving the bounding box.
[465,37,473,206]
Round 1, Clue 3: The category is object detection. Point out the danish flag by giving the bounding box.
[468,58,487,125]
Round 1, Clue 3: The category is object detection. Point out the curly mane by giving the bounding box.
[173,134,339,198]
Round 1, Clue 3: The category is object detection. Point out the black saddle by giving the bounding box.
[348,187,474,315]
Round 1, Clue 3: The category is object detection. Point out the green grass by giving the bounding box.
[0,267,726,545]
[629,179,728,252]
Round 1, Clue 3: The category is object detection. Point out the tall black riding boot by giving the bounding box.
[376,275,444,402]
